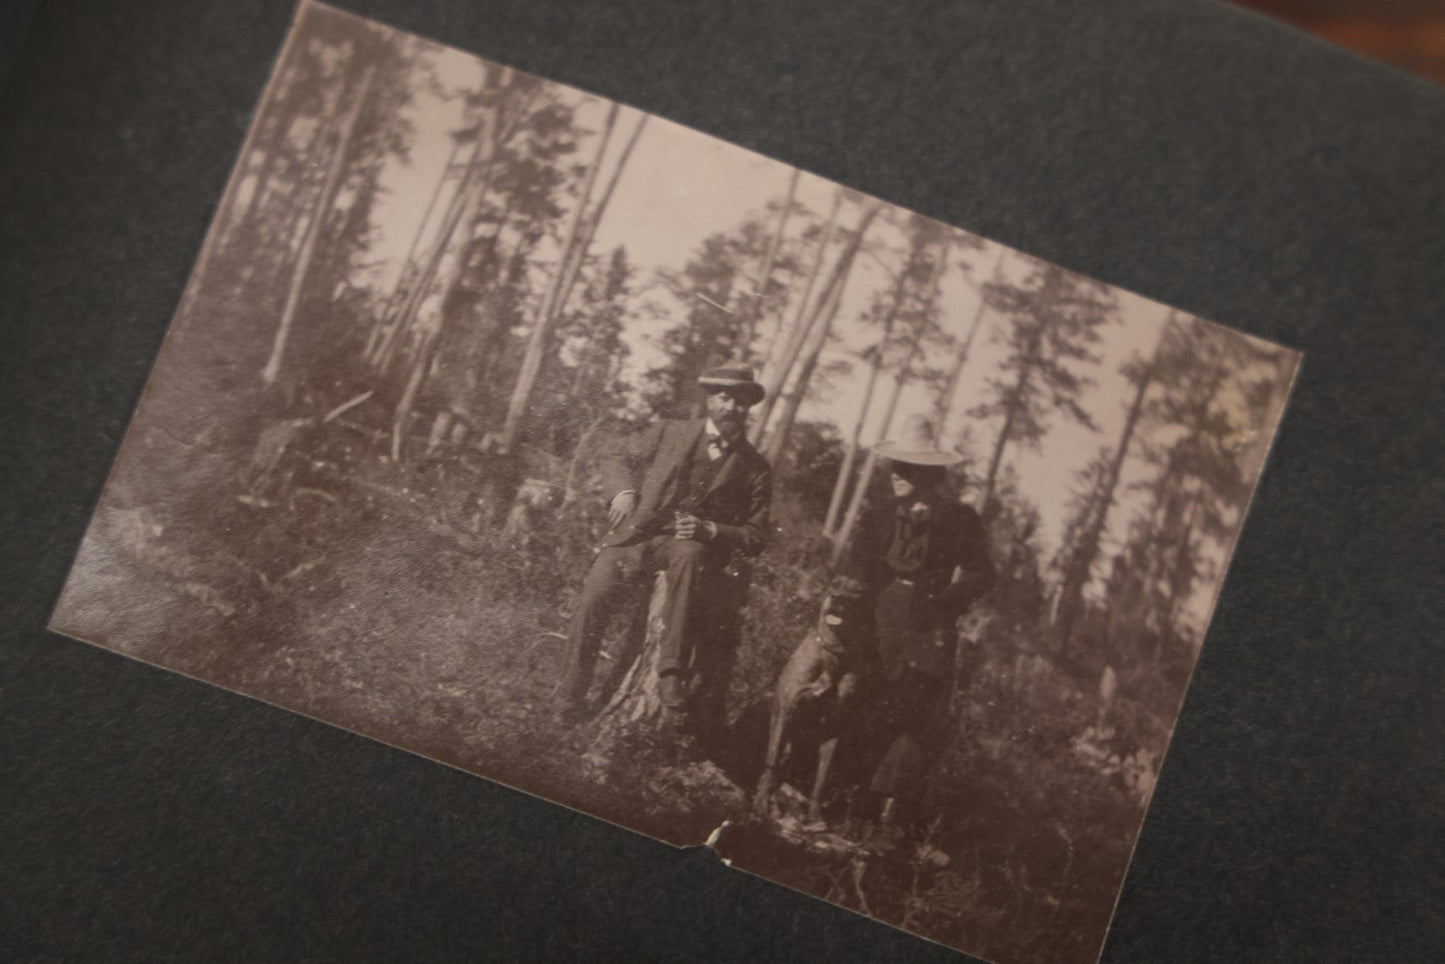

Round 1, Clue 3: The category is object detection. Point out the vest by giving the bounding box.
[672,435,729,516]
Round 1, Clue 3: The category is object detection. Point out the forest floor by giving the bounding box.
[54,408,1163,964]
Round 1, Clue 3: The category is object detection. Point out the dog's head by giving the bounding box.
[817,576,868,648]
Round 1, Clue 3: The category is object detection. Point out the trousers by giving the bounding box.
[559,535,726,706]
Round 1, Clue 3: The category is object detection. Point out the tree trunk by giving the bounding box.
[385,69,516,458]
[229,125,286,255]
[934,245,1007,438]
[759,191,841,393]
[756,201,882,453]
[549,112,647,339]
[228,46,315,261]
[978,393,1018,519]
[366,136,463,366]
[823,237,945,534]
[582,573,678,771]
[260,58,379,386]
[749,193,848,444]
[497,103,623,453]
[179,22,311,328]
[822,354,883,536]
[387,74,517,355]
[381,142,485,374]
[1160,487,1201,637]
[390,330,436,462]
[759,260,849,466]
[977,313,1049,518]
[829,305,933,568]
[741,167,800,362]
[1054,360,1154,645]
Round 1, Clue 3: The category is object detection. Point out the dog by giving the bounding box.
[754,576,869,825]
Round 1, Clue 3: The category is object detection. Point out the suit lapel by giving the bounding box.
[705,437,754,497]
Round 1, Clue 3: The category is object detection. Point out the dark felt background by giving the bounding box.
[2,0,1441,960]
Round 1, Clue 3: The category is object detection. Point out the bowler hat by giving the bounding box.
[697,365,765,405]
[873,413,963,466]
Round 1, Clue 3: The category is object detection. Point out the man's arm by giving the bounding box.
[597,421,665,511]
[939,504,996,610]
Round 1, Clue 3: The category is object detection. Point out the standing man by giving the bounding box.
[556,365,772,727]
[842,413,995,828]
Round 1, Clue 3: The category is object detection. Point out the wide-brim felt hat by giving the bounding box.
[874,413,964,466]
[697,365,765,405]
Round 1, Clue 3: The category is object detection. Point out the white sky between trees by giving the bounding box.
[355,36,1271,626]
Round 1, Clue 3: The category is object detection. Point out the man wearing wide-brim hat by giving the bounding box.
[840,413,995,826]
[556,365,772,730]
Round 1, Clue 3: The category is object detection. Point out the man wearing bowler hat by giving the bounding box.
[556,365,772,728]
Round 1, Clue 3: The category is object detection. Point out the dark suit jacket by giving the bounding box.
[844,496,995,622]
[598,418,771,557]
[841,495,995,679]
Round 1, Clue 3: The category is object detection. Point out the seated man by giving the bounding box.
[556,365,772,726]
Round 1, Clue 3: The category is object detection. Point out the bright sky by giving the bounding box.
[362,37,1281,618]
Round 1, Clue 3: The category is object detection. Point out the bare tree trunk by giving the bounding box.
[229,124,287,256]
[759,259,851,466]
[372,172,474,375]
[977,303,1050,518]
[754,200,881,450]
[821,251,917,534]
[227,39,315,261]
[1160,485,1201,637]
[934,245,1007,438]
[830,239,950,565]
[750,192,844,444]
[260,57,380,386]
[390,330,436,462]
[549,112,647,336]
[497,103,625,453]
[830,316,932,567]
[179,20,311,328]
[380,132,489,375]
[741,167,800,362]
[822,357,882,537]
[384,72,538,374]
[977,390,1019,519]
[827,442,877,570]
[231,112,330,298]
[1054,357,1155,645]
[366,136,463,366]
[385,68,518,459]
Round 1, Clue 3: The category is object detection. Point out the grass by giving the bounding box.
[53,413,1165,964]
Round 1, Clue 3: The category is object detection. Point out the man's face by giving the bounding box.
[705,389,750,438]
[890,471,916,499]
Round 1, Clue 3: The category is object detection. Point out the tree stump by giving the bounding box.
[600,573,672,715]
[581,571,749,827]
[242,416,315,501]
[583,573,684,770]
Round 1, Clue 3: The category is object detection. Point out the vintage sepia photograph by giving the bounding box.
[50,3,1300,962]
